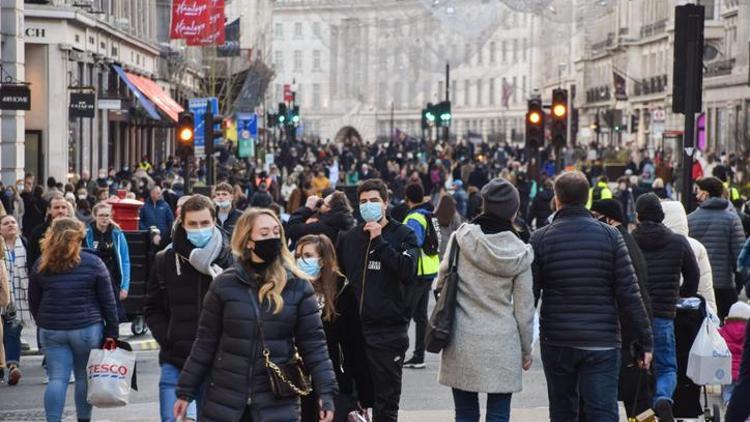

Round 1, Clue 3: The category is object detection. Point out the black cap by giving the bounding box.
[636,192,665,223]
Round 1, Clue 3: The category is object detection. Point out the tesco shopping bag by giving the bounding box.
[686,317,732,385]
[86,347,136,407]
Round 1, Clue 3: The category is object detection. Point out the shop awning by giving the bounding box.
[125,72,184,122]
[112,65,161,120]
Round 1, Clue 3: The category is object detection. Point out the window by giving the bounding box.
[522,76,526,102]
[464,80,470,106]
[451,80,457,104]
[274,51,283,70]
[294,50,302,71]
[312,22,321,37]
[477,45,483,65]
[422,81,431,103]
[275,23,283,39]
[476,79,482,106]
[294,22,303,38]
[512,76,517,104]
[490,42,496,63]
[512,39,518,61]
[313,50,321,71]
[489,78,495,105]
[275,83,281,102]
[394,82,403,109]
[502,41,507,62]
[522,38,527,61]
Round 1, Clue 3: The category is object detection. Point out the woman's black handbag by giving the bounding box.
[425,237,460,353]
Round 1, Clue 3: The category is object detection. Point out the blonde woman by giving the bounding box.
[29,217,118,422]
[174,208,337,422]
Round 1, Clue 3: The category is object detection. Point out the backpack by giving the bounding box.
[422,212,440,257]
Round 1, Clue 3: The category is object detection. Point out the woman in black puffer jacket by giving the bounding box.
[175,208,338,422]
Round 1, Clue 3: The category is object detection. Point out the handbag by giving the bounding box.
[249,287,313,399]
[424,236,460,353]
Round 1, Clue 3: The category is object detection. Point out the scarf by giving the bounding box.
[3,237,31,325]
[171,226,225,279]
[472,214,518,236]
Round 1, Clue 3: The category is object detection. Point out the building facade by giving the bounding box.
[271,0,541,143]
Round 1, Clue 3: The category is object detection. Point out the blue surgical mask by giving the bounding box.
[360,202,383,223]
[297,257,321,278]
[186,227,213,248]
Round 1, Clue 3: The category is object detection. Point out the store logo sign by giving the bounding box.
[0,85,31,110]
[69,93,96,118]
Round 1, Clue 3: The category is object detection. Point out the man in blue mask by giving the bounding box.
[145,194,232,422]
[336,179,419,422]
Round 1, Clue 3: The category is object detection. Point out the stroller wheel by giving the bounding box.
[712,403,721,422]
[131,316,148,336]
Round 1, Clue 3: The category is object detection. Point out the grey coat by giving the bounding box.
[688,197,745,289]
[438,224,535,393]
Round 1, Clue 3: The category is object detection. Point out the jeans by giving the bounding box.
[652,317,677,405]
[409,277,433,360]
[451,388,512,422]
[541,344,620,422]
[366,346,405,422]
[39,322,103,422]
[3,317,23,366]
[159,363,199,422]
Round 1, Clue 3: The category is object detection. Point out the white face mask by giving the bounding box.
[215,200,231,209]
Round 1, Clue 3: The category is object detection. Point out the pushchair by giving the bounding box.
[673,297,722,422]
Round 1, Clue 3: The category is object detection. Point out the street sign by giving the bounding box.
[69,93,96,118]
[188,97,219,158]
[236,112,257,158]
[97,98,122,110]
[0,84,31,110]
[651,108,666,122]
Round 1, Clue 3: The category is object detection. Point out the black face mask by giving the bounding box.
[598,216,608,224]
[252,238,282,263]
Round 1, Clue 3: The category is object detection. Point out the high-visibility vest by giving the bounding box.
[403,212,440,277]
[724,181,740,202]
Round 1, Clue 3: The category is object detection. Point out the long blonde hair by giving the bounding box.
[231,208,309,314]
[39,218,85,274]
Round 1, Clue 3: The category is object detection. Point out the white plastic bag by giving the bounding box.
[86,347,136,407]
[686,317,732,385]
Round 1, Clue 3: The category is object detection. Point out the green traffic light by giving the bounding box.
[279,115,286,123]
[426,112,435,121]
[440,113,451,121]
[292,115,300,123]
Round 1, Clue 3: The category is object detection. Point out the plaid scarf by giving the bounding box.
[3,237,31,325]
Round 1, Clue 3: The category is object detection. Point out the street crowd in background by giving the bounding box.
[2,134,750,421]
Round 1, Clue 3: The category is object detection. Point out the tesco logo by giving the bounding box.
[88,364,129,377]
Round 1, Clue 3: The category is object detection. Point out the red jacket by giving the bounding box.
[719,319,747,381]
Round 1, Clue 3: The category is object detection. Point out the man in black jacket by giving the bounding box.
[632,193,700,421]
[336,179,419,422]
[531,171,652,422]
[591,198,653,418]
[212,182,242,243]
[144,195,233,422]
[27,193,72,271]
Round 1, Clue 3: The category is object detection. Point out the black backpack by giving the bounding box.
[422,213,440,257]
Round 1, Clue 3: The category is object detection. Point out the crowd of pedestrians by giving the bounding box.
[3,135,750,422]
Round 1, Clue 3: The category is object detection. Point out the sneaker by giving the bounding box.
[8,367,21,386]
[403,356,426,369]
[653,399,674,422]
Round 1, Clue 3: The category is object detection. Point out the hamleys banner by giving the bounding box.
[170,0,210,40]
[186,0,225,46]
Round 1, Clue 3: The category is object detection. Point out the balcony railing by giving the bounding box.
[705,58,735,77]
[633,74,668,96]
[640,19,667,38]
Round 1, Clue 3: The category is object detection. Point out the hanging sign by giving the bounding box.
[69,93,96,118]
[0,84,31,110]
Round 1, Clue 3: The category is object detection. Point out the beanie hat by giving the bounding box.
[635,192,665,223]
[480,178,520,220]
[591,199,624,223]
[728,301,750,321]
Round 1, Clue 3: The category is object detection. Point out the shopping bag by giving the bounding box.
[86,347,136,407]
[686,317,732,385]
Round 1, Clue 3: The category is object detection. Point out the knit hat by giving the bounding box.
[728,301,750,321]
[480,178,520,220]
[591,199,624,223]
[635,192,665,223]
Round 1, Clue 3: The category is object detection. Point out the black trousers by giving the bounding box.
[367,347,405,422]
[715,287,739,322]
[409,277,433,360]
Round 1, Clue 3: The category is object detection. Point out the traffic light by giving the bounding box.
[204,111,224,156]
[176,111,195,158]
[525,98,544,150]
[435,101,452,128]
[277,103,287,125]
[266,111,276,128]
[551,88,568,148]
[424,103,436,126]
[289,106,300,126]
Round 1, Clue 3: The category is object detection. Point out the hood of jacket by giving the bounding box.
[454,223,533,278]
[720,319,747,345]
[632,221,673,251]
[700,197,730,211]
[661,200,689,236]
[320,208,355,231]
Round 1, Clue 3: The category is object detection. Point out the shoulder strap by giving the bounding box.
[247,286,269,352]
[448,231,461,271]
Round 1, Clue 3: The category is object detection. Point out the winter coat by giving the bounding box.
[529,188,554,229]
[530,206,653,351]
[336,220,418,350]
[143,236,233,369]
[438,214,462,260]
[139,198,175,241]
[688,197,746,290]
[662,200,718,315]
[632,221,700,319]
[438,225,534,393]
[287,206,355,246]
[176,263,338,422]
[84,224,131,292]
[617,225,652,347]
[27,220,50,273]
[216,207,243,243]
[719,319,746,381]
[28,250,119,338]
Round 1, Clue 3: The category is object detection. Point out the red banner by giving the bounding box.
[170,0,210,40]
[283,84,292,102]
[186,0,225,46]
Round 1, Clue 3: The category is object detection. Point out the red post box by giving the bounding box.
[108,197,144,231]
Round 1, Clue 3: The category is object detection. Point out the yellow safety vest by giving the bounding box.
[724,181,740,202]
[403,212,440,277]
